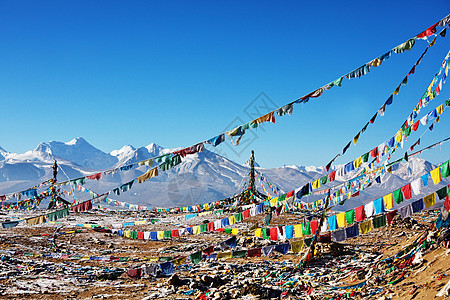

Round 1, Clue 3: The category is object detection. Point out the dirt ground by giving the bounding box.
[0,209,448,299]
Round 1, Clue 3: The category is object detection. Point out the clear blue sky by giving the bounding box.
[1,1,450,169]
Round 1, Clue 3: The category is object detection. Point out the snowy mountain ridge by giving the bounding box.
[0,137,445,208]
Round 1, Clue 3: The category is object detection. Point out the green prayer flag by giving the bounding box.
[302,222,311,236]
[200,224,208,233]
[224,228,232,234]
[320,175,329,185]
[235,212,243,223]
[278,194,286,202]
[393,188,403,204]
[436,186,448,200]
[329,77,343,87]
[154,154,171,163]
[262,228,270,239]
[373,214,387,229]
[361,152,369,163]
[404,152,408,162]
[70,177,86,186]
[47,208,69,222]
[345,209,355,225]
[171,154,182,166]
[440,161,449,178]
[404,126,412,137]
[213,209,224,215]
[164,230,172,239]
[189,251,202,264]
[131,231,138,239]
[232,250,247,258]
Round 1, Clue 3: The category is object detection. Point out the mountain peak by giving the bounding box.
[146,142,163,151]
[65,137,88,146]
[32,138,118,170]
[110,145,136,157]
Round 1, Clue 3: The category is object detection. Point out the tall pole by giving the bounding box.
[250,150,255,195]
[52,160,58,183]
[49,160,58,209]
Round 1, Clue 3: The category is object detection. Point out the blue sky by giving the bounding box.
[1,1,450,169]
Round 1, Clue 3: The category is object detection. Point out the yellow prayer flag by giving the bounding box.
[353,132,361,145]
[173,256,187,266]
[353,157,362,169]
[395,130,403,143]
[193,225,201,234]
[255,228,262,237]
[437,104,444,115]
[383,193,394,210]
[270,197,278,207]
[147,257,159,262]
[370,58,382,67]
[294,224,303,238]
[124,231,131,238]
[423,193,436,208]
[157,231,165,240]
[311,179,321,189]
[359,220,373,234]
[429,91,435,100]
[393,85,400,95]
[228,216,235,225]
[429,36,437,47]
[136,167,159,183]
[231,228,239,235]
[336,212,347,228]
[217,252,232,259]
[430,167,442,185]
[291,240,304,253]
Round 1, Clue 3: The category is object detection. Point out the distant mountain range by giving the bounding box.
[0,137,448,209]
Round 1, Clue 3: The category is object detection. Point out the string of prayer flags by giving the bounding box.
[324,35,447,172]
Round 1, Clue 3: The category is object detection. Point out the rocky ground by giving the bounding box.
[0,208,449,299]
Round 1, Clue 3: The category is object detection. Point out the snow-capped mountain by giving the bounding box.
[110,143,171,167]
[0,137,447,208]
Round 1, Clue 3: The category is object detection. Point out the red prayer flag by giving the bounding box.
[247,248,262,257]
[386,210,398,224]
[444,194,450,212]
[270,227,278,241]
[310,220,319,235]
[171,229,179,237]
[416,23,438,38]
[370,147,379,158]
[355,205,366,222]
[286,190,295,198]
[401,183,412,200]
[328,170,337,182]
[207,222,215,231]
[86,172,102,180]
[202,246,214,256]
